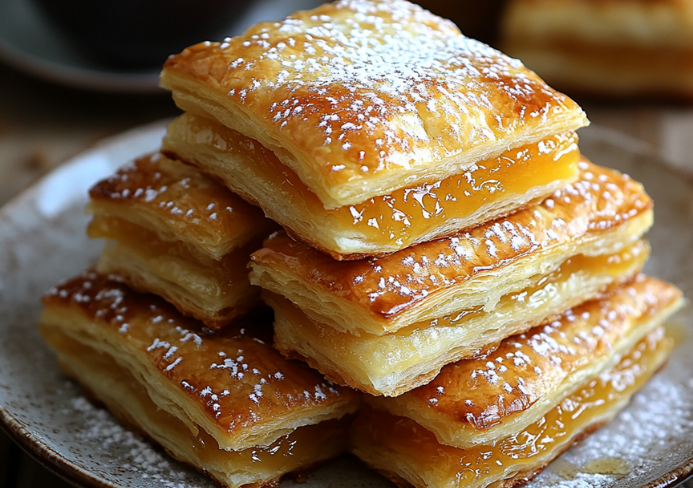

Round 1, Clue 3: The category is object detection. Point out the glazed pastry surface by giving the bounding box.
[268,241,650,397]
[160,0,588,208]
[40,271,360,453]
[88,152,274,261]
[370,276,683,443]
[164,114,580,259]
[350,325,674,488]
[250,160,653,335]
[46,327,352,488]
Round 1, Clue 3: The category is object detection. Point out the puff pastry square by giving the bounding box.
[501,0,693,98]
[267,241,651,397]
[163,113,580,259]
[40,271,360,488]
[160,0,588,209]
[350,322,674,488]
[88,153,276,329]
[250,160,653,337]
[369,275,683,444]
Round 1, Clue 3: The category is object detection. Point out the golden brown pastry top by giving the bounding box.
[251,160,652,319]
[89,153,272,252]
[382,275,682,431]
[43,271,358,435]
[161,0,588,208]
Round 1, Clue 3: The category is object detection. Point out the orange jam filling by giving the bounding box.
[88,215,255,286]
[336,132,579,247]
[397,240,649,336]
[182,114,579,248]
[351,328,672,488]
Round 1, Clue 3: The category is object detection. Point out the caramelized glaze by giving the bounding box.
[383,275,682,432]
[252,160,652,322]
[161,0,588,207]
[42,271,358,437]
[89,152,272,255]
[393,242,649,337]
[350,327,673,488]
[44,325,351,487]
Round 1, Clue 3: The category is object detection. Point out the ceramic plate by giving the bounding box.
[0,121,692,488]
[0,0,323,93]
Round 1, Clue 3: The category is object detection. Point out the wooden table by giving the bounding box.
[0,59,692,487]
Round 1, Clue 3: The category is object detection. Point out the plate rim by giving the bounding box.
[0,121,172,487]
[0,122,692,488]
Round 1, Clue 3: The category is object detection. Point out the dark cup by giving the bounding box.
[31,0,251,68]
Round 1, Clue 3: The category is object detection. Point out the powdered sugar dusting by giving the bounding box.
[529,352,693,487]
[68,396,204,487]
[404,277,681,430]
[44,271,354,438]
[88,152,269,253]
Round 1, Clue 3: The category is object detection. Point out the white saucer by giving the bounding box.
[0,0,322,93]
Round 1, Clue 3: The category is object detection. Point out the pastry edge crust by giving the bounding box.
[40,306,360,453]
[268,266,646,397]
[250,211,652,336]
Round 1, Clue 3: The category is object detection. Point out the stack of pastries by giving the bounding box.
[39,1,684,488]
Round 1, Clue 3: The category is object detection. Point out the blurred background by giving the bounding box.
[0,0,692,486]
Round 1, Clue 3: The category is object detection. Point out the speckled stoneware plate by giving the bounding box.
[0,121,692,488]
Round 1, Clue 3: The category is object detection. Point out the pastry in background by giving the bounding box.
[40,271,360,488]
[501,0,693,99]
[350,277,682,488]
[88,153,276,329]
[411,0,507,45]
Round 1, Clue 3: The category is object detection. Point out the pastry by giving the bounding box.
[368,275,683,443]
[163,114,580,259]
[88,153,276,328]
[250,160,653,337]
[350,326,673,488]
[501,0,693,98]
[160,0,588,210]
[40,271,361,488]
[266,240,650,396]
[349,277,681,488]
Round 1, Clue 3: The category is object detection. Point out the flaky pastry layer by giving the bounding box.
[160,0,588,208]
[91,215,262,329]
[267,241,650,397]
[47,327,351,488]
[370,276,683,444]
[40,271,360,453]
[250,160,653,336]
[350,326,674,488]
[88,152,274,261]
[163,113,580,259]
